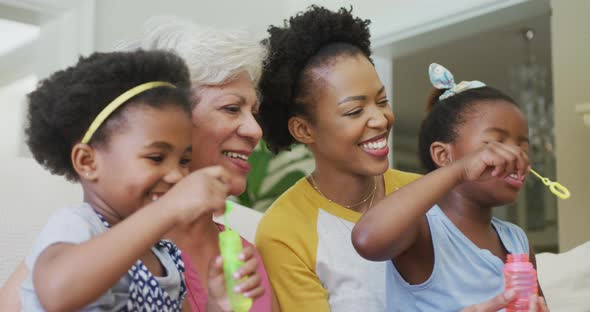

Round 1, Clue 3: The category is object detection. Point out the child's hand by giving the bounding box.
[455,141,529,183]
[161,165,230,226]
[460,290,549,312]
[528,295,550,312]
[461,289,516,312]
[207,256,232,312]
[207,246,265,312]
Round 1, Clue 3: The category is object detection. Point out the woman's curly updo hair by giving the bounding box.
[258,5,372,154]
[418,86,518,172]
[25,50,191,181]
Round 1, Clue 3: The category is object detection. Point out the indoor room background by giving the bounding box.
[1,0,588,284]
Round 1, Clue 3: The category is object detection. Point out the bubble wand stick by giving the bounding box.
[529,168,571,200]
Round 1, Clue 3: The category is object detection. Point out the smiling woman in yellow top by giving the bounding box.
[254,6,420,312]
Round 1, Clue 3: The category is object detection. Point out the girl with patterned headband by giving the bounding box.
[19,50,263,311]
[353,63,549,311]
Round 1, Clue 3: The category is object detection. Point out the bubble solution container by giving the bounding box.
[219,228,253,312]
[503,253,538,312]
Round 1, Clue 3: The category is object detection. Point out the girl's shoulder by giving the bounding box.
[491,217,529,254]
[40,203,105,239]
[491,217,526,237]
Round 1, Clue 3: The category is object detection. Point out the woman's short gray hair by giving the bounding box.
[121,16,266,86]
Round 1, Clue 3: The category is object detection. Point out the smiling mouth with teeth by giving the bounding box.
[507,173,525,181]
[360,137,387,150]
[222,151,249,161]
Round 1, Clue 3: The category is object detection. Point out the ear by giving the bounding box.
[288,115,315,145]
[430,141,453,168]
[71,143,99,181]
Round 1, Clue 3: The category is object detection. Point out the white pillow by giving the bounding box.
[536,241,590,311]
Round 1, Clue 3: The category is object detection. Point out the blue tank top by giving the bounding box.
[386,205,529,311]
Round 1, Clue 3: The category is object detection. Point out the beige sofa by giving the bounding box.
[536,241,590,311]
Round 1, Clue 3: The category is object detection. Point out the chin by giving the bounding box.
[488,192,520,207]
[230,179,247,197]
[474,181,520,206]
[502,194,520,205]
[497,186,523,204]
[368,162,390,176]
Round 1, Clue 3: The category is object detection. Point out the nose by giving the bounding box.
[367,105,393,130]
[237,112,263,144]
[163,165,187,185]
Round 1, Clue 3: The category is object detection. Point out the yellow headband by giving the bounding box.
[81,81,176,144]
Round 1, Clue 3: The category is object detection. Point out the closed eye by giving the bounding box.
[146,155,164,163]
[485,138,504,144]
[377,98,389,106]
[222,105,240,114]
[345,108,363,116]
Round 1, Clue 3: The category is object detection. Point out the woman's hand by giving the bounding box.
[0,261,27,311]
[230,245,265,300]
[206,246,265,312]
[461,290,549,312]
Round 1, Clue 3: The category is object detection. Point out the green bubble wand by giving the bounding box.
[218,200,253,312]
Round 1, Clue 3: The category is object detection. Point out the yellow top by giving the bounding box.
[255,168,421,312]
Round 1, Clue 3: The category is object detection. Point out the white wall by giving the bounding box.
[97,0,531,53]
[94,0,288,51]
[0,157,82,284]
[550,0,590,252]
[285,0,528,46]
[0,76,36,158]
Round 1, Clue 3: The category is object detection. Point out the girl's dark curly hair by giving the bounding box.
[25,50,191,181]
[418,86,518,172]
[258,5,372,154]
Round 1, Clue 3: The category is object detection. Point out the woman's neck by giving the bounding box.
[168,214,221,279]
[166,213,220,247]
[310,164,383,213]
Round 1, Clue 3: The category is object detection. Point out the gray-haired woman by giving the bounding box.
[132,17,276,312]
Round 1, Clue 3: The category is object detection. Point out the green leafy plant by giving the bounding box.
[237,142,313,212]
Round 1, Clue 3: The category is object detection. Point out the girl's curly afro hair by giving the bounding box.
[25,50,191,181]
[258,5,372,154]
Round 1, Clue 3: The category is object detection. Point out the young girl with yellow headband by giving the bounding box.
[19,50,262,311]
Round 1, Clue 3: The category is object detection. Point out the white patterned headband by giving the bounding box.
[428,63,485,100]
